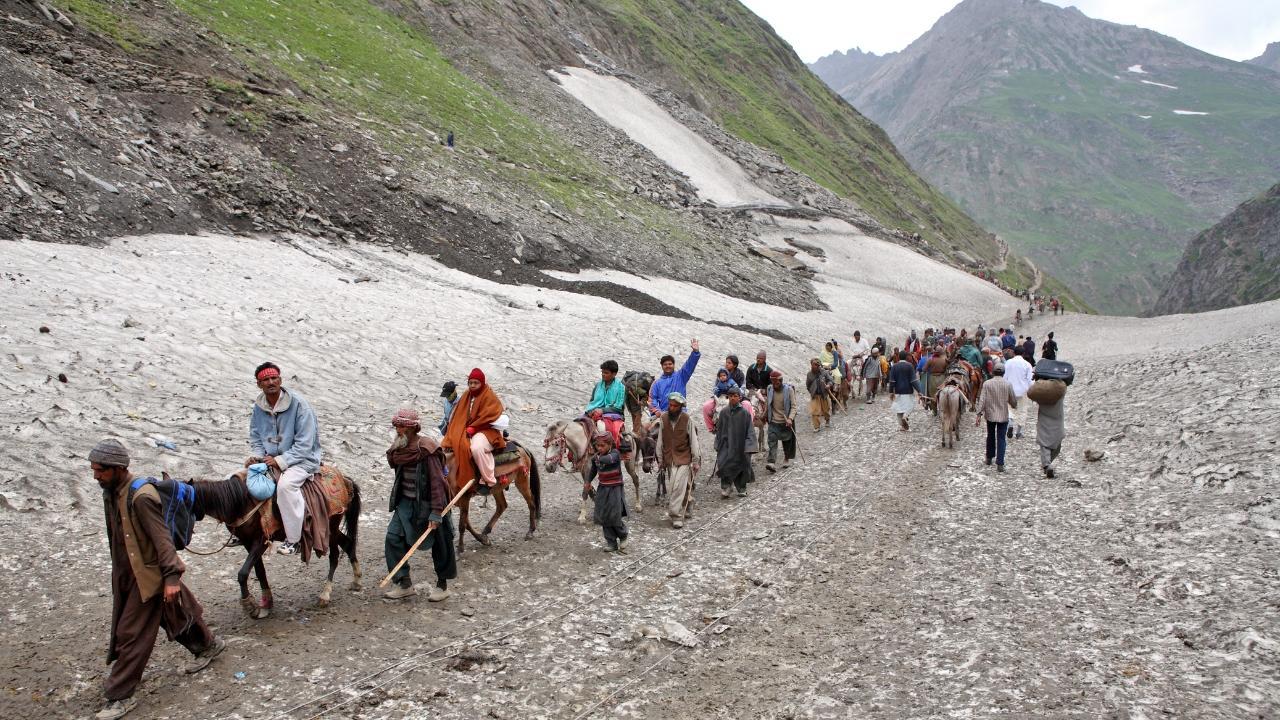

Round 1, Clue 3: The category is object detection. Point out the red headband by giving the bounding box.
[256,367,280,382]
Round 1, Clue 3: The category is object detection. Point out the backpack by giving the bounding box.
[128,476,198,551]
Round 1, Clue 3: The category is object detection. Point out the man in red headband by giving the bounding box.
[442,368,506,494]
[247,361,324,556]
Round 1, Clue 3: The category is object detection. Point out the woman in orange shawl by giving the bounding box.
[443,368,507,494]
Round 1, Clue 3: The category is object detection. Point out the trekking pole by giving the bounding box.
[378,478,476,588]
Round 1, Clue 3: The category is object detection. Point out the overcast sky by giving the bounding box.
[740,0,1280,63]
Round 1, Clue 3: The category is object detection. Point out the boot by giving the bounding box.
[185,636,227,674]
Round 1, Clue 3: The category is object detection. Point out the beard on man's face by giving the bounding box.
[390,431,409,450]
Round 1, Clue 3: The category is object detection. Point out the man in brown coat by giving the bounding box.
[655,393,701,528]
[974,364,1018,472]
[90,439,225,720]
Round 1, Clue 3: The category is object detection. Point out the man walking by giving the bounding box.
[888,350,923,430]
[384,409,456,603]
[975,363,1018,471]
[714,386,752,498]
[1041,332,1059,360]
[655,393,701,528]
[1036,384,1067,478]
[764,370,798,471]
[248,362,323,556]
[861,348,883,403]
[805,358,834,432]
[1004,349,1034,439]
[91,439,225,720]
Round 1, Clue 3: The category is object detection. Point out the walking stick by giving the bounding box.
[378,478,476,588]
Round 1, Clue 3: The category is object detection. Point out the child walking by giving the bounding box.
[585,432,628,553]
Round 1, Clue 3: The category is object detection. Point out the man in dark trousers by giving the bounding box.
[91,439,225,720]
[384,409,456,602]
[714,386,753,498]
[1041,332,1059,360]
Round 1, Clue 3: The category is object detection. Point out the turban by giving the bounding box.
[468,368,486,385]
[667,392,686,406]
[768,370,782,379]
[89,438,130,468]
[391,408,420,428]
[255,366,280,381]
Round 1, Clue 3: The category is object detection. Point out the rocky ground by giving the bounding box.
[1,229,1277,718]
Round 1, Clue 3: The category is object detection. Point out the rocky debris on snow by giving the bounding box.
[1083,448,1105,461]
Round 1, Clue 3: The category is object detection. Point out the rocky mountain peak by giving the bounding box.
[1248,41,1280,73]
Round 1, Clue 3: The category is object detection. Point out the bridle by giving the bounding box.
[543,430,588,473]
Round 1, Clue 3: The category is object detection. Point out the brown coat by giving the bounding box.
[656,412,699,467]
[105,478,186,662]
[442,383,507,485]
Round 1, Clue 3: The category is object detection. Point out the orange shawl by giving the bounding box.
[442,384,507,485]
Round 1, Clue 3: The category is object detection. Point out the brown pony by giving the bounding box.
[189,467,361,619]
[445,441,541,551]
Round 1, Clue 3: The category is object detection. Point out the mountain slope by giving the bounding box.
[834,0,1280,314]
[1153,183,1280,315]
[810,47,893,97]
[1248,42,1280,73]
[1,0,1036,301]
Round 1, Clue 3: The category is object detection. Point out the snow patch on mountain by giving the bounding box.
[1141,79,1178,90]
[552,67,788,209]
[1173,109,1210,116]
[1127,64,1148,74]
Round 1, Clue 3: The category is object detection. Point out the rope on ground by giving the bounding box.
[569,485,877,720]
[262,439,833,720]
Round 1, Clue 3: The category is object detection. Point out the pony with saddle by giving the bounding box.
[443,440,541,551]
[190,465,362,619]
[544,416,644,523]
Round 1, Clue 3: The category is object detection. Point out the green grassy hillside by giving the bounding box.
[580,0,1003,266]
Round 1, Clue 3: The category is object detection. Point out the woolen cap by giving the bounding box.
[89,438,130,468]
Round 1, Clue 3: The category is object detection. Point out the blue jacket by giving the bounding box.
[437,395,458,434]
[649,350,700,413]
[1001,333,1016,350]
[249,389,322,473]
[712,377,741,397]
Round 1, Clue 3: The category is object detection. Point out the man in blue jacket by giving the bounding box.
[247,362,323,556]
[648,339,700,416]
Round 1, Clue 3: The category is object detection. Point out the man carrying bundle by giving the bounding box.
[90,439,225,720]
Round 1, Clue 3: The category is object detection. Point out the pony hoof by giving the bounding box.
[240,598,257,616]
[479,534,493,547]
[524,530,535,541]
[348,581,363,592]
[252,607,271,620]
[316,596,330,608]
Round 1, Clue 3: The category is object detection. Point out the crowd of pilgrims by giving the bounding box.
[84,314,1064,720]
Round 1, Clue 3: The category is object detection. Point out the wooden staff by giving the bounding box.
[378,478,476,588]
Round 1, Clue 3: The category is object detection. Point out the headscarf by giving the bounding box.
[89,438,130,468]
[391,408,420,428]
[468,368,486,385]
[255,366,280,381]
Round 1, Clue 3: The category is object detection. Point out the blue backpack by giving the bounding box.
[128,476,198,551]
